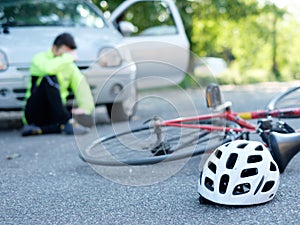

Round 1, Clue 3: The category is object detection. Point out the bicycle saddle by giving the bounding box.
[268,132,300,173]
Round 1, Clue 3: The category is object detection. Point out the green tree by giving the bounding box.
[91,0,123,15]
[189,0,289,82]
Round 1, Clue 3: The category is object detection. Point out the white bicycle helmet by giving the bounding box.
[197,140,280,205]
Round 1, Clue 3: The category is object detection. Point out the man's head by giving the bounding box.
[52,33,77,57]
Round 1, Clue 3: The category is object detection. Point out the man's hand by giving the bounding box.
[71,108,86,115]
[66,50,78,61]
[53,44,78,61]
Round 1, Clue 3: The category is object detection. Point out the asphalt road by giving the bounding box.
[1,82,300,225]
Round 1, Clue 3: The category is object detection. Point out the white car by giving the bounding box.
[0,0,190,121]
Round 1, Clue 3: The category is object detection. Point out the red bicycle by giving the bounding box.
[80,83,300,172]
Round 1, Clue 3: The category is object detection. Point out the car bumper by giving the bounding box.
[0,63,136,110]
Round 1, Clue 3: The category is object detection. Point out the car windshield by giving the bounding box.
[0,0,106,28]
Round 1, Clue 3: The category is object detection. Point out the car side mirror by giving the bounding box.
[118,21,137,37]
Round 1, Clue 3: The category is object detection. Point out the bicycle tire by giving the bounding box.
[79,121,230,166]
[267,86,300,114]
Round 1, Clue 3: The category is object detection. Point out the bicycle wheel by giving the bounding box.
[267,86,300,114]
[79,121,229,166]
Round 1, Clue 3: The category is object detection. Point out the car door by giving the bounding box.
[110,0,190,89]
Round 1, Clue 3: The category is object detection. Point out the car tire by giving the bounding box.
[105,84,137,122]
[106,101,136,122]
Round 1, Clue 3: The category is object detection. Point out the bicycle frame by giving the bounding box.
[158,106,300,133]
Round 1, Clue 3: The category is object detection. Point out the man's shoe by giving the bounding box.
[61,119,89,135]
[21,124,43,136]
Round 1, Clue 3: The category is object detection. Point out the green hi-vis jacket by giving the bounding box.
[23,50,94,123]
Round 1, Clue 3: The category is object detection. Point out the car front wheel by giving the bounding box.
[105,85,137,122]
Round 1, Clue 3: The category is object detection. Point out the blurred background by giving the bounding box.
[94,0,300,86]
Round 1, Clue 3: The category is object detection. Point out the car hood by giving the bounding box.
[0,26,123,65]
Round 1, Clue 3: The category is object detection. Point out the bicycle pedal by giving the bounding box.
[151,142,173,156]
[152,149,174,156]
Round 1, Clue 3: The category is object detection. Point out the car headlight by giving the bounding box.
[98,47,122,67]
[0,50,8,71]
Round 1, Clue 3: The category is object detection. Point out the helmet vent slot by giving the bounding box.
[270,162,277,171]
[247,155,263,163]
[241,168,258,177]
[237,143,248,149]
[254,176,264,195]
[226,153,238,169]
[262,181,275,192]
[215,149,222,159]
[255,145,264,151]
[224,143,230,147]
[219,174,229,194]
[208,161,217,174]
[233,183,251,195]
[199,171,203,183]
[204,177,214,191]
